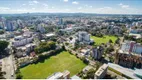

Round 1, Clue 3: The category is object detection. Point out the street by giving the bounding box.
[1,54,16,79]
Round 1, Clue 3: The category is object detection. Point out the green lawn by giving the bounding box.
[91,35,117,46]
[20,51,87,79]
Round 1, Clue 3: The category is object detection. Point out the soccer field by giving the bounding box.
[20,51,87,79]
[91,35,117,46]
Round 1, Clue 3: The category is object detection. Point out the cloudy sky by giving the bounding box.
[0,0,142,14]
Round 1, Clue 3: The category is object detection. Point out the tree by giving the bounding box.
[115,38,120,44]
[0,41,9,54]
[0,68,6,79]
[34,41,56,54]
[109,39,113,43]
[105,45,114,53]
[69,37,73,41]
[84,69,96,79]
[16,73,23,79]
[0,30,4,34]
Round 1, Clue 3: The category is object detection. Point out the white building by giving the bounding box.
[75,31,94,44]
[121,41,142,55]
[94,64,108,79]
[36,24,45,33]
[12,31,34,47]
[12,36,33,47]
[15,43,36,57]
[47,70,70,79]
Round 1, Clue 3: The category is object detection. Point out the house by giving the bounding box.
[94,64,108,79]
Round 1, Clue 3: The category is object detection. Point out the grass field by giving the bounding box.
[20,51,87,79]
[91,35,118,46]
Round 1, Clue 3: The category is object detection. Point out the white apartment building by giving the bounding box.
[121,41,142,55]
[75,31,94,44]
[12,36,33,47]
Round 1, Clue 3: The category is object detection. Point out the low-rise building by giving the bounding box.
[94,64,108,79]
[15,43,36,58]
[47,70,70,79]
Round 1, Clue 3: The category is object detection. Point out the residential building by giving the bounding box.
[121,41,142,55]
[75,31,94,44]
[15,43,36,57]
[12,36,33,47]
[91,46,104,60]
[115,41,142,68]
[94,64,108,79]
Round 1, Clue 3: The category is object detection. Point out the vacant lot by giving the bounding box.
[20,51,86,79]
[91,35,117,45]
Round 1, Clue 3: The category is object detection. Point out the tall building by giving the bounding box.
[75,31,94,44]
[115,41,142,68]
[58,18,63,25]
[121,41,142,55]
[91,46,104,60]
[5,20,13,31]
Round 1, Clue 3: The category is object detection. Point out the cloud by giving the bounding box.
[118,3,130,9]
[78,7,82,10]
[63,0,68,2]
[22,4,26,6]
[29,0,39,5]
[43,3,48,7]
[32,8,35,10]
[72,1,79,4]
[33,0,39,4]
[89,6,92,8]
[99,7,112,10]
[0,7,10,10]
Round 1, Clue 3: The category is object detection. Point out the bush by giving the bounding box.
[16,73,23,79]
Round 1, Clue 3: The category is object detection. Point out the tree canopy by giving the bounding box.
[34,41,56,54]
[0,40,9,54]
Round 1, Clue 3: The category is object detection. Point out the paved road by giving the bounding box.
[2,54,15,79]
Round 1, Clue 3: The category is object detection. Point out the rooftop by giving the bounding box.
[45,33,55,37]
[47,72,63,79]
[95,64,108,76]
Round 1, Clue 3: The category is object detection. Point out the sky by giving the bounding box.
[0,0,142,14]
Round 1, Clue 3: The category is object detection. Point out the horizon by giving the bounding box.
[0,0,142,14]
[0,12,142,15]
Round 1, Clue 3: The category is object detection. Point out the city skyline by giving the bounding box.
[0,0,142,14]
